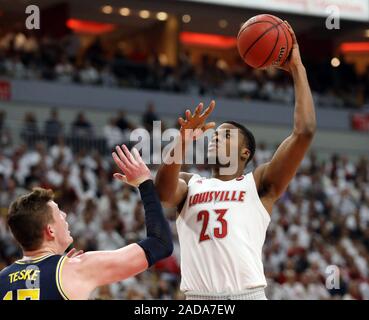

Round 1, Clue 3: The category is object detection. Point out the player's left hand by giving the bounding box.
[277,21,304,73]
[112,145,152,187]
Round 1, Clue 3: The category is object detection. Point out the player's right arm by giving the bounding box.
[61,146,173,299]
[155,101,216,208]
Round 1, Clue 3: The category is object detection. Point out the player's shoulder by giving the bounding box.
[0,264,13,277]
[179,172,194,184]
[252,163,270,187]
[0,262,19,281]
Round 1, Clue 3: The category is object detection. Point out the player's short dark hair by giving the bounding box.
[223,121,256,165]
[7,188,55,251]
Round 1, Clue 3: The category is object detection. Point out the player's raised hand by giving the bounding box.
[112,145,152,187]
[277,21,303,73]
[178,100,216,141]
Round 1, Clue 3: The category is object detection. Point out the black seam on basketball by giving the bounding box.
[278,23,290,64]
[267,15,290,65]
[264,14,283,25]
[237,21,275,39]
[242,24,279,61]
[257,22,282,68]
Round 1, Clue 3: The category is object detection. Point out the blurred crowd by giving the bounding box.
[0,31,368,109]
[0,102,160,154]
[1,105,369,300]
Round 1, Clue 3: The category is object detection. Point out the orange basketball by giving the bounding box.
[237,14,292,69]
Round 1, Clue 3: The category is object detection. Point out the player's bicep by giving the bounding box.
[77,244,148,288]
[257,132,313,199]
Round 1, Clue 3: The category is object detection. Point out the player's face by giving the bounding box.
[207,123,244,166]
[48,201,73,253]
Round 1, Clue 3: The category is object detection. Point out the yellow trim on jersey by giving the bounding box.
[15,254,54,265]
[56,255,70,300]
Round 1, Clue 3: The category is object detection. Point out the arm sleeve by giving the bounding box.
[137,179,174,267]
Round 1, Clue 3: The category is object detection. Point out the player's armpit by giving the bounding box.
[254,131,314,203]
[62,244,148,295]
[159,173,191,208]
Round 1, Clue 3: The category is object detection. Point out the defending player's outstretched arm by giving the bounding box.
[253,21,316,212]
[155,101,216,208]
[59,146,173,299]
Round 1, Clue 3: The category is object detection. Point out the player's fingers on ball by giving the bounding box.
[284,20,297,42]
[284,20,292,31]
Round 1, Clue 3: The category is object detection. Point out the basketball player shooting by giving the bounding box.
[0,145,173,300]
[155,21,316,300]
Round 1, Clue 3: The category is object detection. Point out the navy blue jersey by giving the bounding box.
[0,254,69,300]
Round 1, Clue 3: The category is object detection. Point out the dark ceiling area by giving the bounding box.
[0,0,367,43]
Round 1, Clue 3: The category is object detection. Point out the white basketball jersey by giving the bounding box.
[177,173,271,294]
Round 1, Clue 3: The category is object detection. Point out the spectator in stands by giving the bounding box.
[103,118,125,150]
[79,61,100,85]
[0,111,12,149]
[142,102,159,132]
[0,152,12,180]
[4,54,26,79]
[116,110,135,133]
[0,31,367,109]
[20,112,39,146]
[44,108,63,145]
[71,112,93,137]
[1,105,369,299]
[100,65,117,87]
[63,31,81,62]
[55,55,75,83]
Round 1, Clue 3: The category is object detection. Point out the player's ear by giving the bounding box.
[240,147,250,162]
[45,224,55,240]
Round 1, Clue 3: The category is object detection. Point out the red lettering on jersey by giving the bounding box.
[189,195,193,206]
[214,191,221,202]
[219,191,225,201]
[198,192,206,203]
[193,194,199,205]
[231,191,237,201]
[224,191,230,201]
[208,191,213,202]
[198,210,211,242]
[213,209,228,238]
[190,190,246,206]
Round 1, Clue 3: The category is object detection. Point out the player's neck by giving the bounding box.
[22,246,59,260]
[211,166,244,181]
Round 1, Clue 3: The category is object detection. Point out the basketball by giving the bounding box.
[237,14,292,69]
